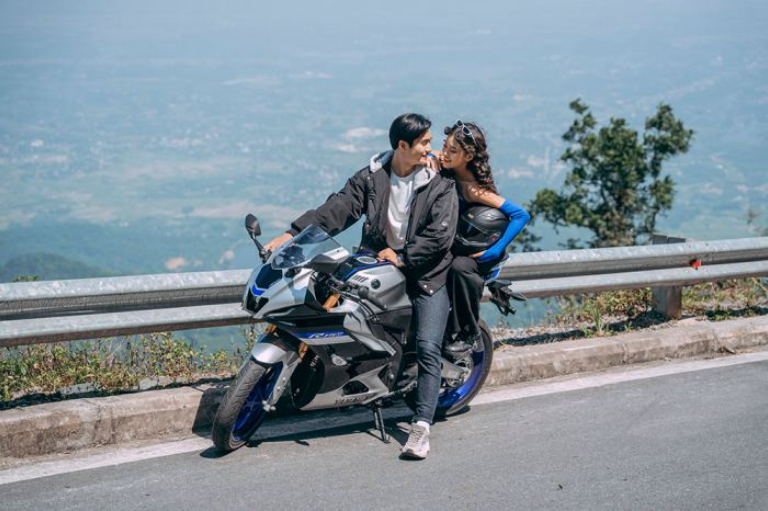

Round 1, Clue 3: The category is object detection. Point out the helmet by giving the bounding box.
[454,205,509,256]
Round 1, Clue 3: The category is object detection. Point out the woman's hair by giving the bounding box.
[443,121,498,194]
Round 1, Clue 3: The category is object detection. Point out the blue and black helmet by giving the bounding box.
[454,205,509,256]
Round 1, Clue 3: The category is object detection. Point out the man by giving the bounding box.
[264,113,458,459]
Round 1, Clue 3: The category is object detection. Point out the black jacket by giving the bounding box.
[288,153,458,296]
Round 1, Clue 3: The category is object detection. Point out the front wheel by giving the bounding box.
[211,358,281,453]
[405,321,494,418]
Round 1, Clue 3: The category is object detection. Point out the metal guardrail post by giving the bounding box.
[651,235,686,319]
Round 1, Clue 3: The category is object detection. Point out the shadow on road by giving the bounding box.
[195,401,430,459]
[245,403,416,446]
[196,401,473,460]
[245,416,411,450]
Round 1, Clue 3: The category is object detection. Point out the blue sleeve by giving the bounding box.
[477,199,531,262]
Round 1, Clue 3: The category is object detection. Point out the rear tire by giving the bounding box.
[212,358,278,453]
[405,321,494,418]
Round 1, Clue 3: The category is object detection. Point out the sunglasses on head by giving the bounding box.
[452,119,477,145]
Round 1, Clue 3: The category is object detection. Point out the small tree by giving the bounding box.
[527,100,694,248]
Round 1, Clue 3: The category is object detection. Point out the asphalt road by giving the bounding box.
[2,358,767,511]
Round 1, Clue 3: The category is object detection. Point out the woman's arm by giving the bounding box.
[470,192,531,262]
[462,183,505,208]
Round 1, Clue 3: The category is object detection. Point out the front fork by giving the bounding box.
[249,326,300,409]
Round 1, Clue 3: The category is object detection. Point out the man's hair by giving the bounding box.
[389,113,431,150]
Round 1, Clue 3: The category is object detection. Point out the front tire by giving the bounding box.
[212,358,280,453]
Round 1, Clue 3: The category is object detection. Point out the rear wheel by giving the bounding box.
[405,321,494,418]
[212,358,281,453]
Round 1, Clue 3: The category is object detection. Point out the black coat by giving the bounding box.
[288,161,458,296]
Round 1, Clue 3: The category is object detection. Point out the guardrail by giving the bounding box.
[1,237,767,348]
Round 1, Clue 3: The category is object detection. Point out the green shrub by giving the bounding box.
[1,326,261,405]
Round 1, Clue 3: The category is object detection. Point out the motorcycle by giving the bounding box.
[211,214,525,452]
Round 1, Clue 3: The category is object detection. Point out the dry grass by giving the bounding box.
[494,278,768,347]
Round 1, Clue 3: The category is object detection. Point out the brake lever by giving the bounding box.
[491,296,516,316]
[489,285,518,316]
[490,281,527,302]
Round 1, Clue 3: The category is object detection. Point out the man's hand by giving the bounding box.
[378,248,403,267]
[264,232,293,253]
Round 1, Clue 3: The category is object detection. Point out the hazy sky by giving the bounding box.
[1,0,766,243]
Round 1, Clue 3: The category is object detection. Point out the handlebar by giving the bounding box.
[323,276,387,311]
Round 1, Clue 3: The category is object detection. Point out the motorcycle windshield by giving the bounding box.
[269,224,341,270]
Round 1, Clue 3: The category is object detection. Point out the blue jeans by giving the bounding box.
[412,285,450,424]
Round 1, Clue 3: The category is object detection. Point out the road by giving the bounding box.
[1,353,767,511]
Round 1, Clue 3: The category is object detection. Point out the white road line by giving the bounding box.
[0,438,211,486]
[1,350,766,486]
[473,350,768,405]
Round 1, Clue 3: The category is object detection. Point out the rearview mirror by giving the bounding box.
[306,253,341,275]
[245,214,262,237]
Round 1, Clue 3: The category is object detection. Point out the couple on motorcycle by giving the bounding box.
[262,113,529,459]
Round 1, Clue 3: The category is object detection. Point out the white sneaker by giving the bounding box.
[400,423,430,459]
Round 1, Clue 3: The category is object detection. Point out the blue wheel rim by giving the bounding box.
[232,363,281,442]
[437,348,485,409]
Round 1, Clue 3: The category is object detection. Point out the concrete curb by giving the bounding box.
[486,315,768,387]
[3,315,768,459]
[0,384,227,459]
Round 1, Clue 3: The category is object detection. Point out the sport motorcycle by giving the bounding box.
[211,214,524,452]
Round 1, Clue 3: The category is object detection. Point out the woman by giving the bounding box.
[434,120,530,354]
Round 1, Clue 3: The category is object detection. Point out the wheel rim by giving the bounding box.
[232,363,281,442]
[437,347,485,409]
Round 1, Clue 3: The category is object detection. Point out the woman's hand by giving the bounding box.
[426,152,441,173]
[378,248,403,267]
[469,251,485,259]
[264,232,293,252]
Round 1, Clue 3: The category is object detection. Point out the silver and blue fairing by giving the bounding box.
[242,224,349,320]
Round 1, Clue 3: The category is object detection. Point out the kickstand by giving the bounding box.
[371,402,390,444]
